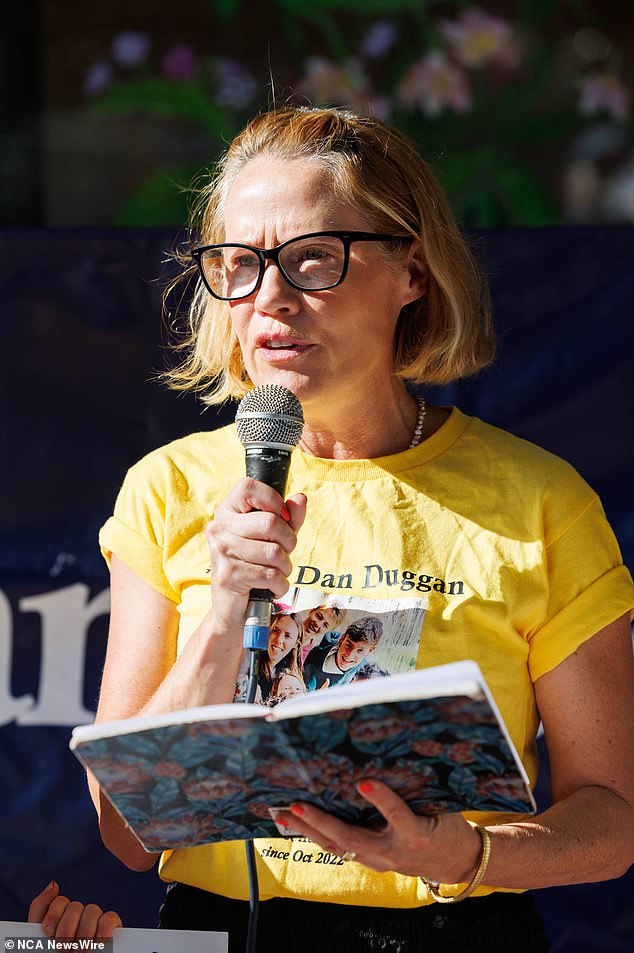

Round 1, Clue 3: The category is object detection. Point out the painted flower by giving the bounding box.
[249,800,283,820]
[447,741,477,764]
[379,762,436,800]
[475,774,527,800]
[578,73,630,122]
[161,44,198,81]
[136,812,221,849]
[348,714,414,744]
[90,756,153,791]
[326,759,386,803]
[365,96,391,121]
[411,739,445,758]
[111,31,150,67]
[154,760,187,779]
[397,51,471,117]
[435,697,495,723]
[299,57,373,113]
[214,59,257,109]
[182,776,243,801]
[84,61,112,98]
[360,20,398,59]
[256,757,342,790]
[437,8,519,69]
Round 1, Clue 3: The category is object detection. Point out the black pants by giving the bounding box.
[159,882,551,953]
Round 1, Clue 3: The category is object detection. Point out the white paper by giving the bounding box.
[0,921,227,952]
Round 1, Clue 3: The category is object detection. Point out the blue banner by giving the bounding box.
[1,228,632,948]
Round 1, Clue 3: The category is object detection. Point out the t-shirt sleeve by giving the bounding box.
[527,470,634,681]
[99,454,180,603]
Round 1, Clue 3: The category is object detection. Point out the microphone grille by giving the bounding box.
[235,384,304,448]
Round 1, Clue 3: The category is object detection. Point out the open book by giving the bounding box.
[71,660,535,852]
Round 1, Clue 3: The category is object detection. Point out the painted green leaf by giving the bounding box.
[211,0,241,21]
[115,164,204,227]
[92,79,232,137]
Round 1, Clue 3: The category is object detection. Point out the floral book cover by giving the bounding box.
[71,593,535,851]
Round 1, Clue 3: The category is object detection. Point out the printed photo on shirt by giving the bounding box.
[235,589,427,707]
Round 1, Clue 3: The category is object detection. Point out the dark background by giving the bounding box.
[0,226,632,952]
[2,1,634,229]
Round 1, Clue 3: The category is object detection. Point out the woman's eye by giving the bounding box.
[234,255,258,269]
[301,246,329,262]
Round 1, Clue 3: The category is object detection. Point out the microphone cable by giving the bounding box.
[244,649,261,953]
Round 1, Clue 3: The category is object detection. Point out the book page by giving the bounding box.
[268,660,484,720]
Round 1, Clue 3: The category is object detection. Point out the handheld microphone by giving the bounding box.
[235,384,304,652]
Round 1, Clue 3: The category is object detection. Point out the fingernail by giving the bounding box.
[276,817,290,827]
[290,804,305,816]
[358,781,373,794]
[43,921,54,936]
[47,881,57,892]
[280,505,290,521]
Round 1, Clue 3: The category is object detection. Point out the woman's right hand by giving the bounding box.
[205,479,307,633]
[88,481,306,867]
[28,881,122,939]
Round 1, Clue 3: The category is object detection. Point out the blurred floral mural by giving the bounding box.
[43,0,633,227]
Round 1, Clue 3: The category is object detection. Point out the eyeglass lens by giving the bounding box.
[199,235,347,299]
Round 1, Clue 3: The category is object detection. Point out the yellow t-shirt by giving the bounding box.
[99,407,634,906]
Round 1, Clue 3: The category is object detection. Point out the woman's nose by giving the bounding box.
[254,261,300,314]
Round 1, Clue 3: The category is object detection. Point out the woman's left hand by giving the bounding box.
[277,780,481,883]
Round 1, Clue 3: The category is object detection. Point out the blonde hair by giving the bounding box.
[166,106,495,404]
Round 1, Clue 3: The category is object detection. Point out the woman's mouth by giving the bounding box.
[256,336,313,359]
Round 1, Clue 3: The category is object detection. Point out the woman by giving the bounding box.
[237,610,305,705]
[264,611,305,704]
[92,107,634,952]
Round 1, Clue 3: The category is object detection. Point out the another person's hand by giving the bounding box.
[28,881,122,939]
[205,479,307,632]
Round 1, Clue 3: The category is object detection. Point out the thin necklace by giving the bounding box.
[408,396,427,449]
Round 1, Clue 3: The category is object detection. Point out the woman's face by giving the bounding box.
[268,616,300,665]
[223,156,424,416]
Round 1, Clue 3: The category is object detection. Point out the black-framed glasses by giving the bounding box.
[191,230,410,301]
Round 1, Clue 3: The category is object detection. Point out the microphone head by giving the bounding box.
[235,384,304,449]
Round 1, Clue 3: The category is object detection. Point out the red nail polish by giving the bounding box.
[290,804,305,816]
[277,817,290,828]
[358,781,373,794]
[281,505,291,521]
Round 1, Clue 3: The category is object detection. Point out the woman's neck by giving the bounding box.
[298,384,420,460]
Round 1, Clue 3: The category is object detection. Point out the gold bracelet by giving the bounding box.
[421,826,491,904]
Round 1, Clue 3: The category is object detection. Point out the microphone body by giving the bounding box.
[244,446,293,498]
[235,385,304,651]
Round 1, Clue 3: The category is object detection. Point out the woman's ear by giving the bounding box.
[403,241,427,305]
